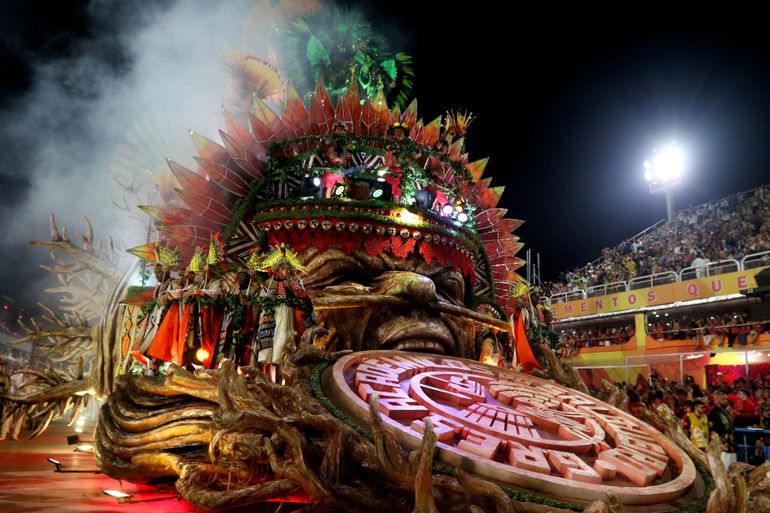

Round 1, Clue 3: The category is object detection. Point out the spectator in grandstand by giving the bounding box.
[749,320,765,344]
[733,389,760,428]
[708,391,735,452]
[761,404,770,429]
[547,184,770,297]
[748,438,766,466]
[623,255,637,277]
[555,323,634,355]
[626,389,645,416]
[683,400,709,450]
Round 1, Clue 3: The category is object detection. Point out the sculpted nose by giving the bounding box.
[381,271,437,305]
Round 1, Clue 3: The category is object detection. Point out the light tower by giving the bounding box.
[643,143,684,222]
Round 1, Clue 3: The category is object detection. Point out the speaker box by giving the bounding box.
[755,267,770,288]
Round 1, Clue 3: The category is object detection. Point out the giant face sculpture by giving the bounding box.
[301,248,477,358]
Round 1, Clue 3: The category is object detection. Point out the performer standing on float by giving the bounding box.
[508,283,544,373]
[134,245,179,354]
[321,121,351,197]
[195,235,227,368]
[384,120,410,204]
[212,266,258,367]
[145,250,200,366]
[252,244,308,382]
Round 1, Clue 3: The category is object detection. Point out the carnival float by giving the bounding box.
[1,2,768,512]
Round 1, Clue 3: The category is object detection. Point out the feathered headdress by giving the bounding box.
[390,117,410,133]
[444,110,474,138]
[509,281,529,299]
[207,232,226,267]
[258,243,305,272]
[153,243,181,270]
[246,249,263,273]
[188,247,205,274]
[141,74,526,318]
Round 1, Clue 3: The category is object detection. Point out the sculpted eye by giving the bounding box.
[326,279,370,292]
[305,254,374,290]
[322,270,375,292]
[434,272,465,304]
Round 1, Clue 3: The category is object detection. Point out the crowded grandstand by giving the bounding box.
[545,184,770,463]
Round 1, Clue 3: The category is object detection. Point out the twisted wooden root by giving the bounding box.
[94,357,626,513]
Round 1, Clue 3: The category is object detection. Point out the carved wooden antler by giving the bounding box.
[1,360,91,439]
[2,215,132,437]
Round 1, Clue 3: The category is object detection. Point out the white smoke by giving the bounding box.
[0,0,266,311]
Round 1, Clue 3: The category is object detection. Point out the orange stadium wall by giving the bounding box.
[551,267,767,320]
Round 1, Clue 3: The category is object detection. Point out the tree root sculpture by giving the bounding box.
[595,379,628,412]
[94,356,626,513]
[635,403,770,513]
[531,343,589,394]
[636,404,709,470]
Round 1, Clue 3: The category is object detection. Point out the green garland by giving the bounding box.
[310,362,373,440]
[138,297,160,320]
[310,362,716,513]
[535,323,560,350]
[684,461,714,513]
[254,294,311,317]
[126,285,154,298]
[398,164,430,203]
[222,294,250,348]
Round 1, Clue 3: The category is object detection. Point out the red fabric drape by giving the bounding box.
[200,305,225,368]
[513,313,542,372]
[146,303,193,366]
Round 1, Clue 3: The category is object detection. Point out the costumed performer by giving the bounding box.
[252,243,309,383]
[145,249,200,366]
[134,245,179,354]
[195,235,227,368]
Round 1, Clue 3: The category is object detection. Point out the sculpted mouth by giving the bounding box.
[385,339,446,354]
[378,322,452,355]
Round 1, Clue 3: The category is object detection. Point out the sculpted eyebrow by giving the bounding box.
[304,255,366,286]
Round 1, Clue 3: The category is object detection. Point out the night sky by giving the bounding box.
[2,1,770,315]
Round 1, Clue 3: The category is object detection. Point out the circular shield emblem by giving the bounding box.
[325,351,696,506]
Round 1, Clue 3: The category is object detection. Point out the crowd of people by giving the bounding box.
[647,312,767,346]
[546,185,770,297]
[599,372,770,464]
[556,312,769,357]
[557,324,635,356]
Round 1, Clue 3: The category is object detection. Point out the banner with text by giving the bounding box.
[551,267,766,320]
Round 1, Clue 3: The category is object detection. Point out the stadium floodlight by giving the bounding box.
[644,145,684,183]
[643,142,685,222]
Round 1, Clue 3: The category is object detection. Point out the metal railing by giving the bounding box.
[628,271,678,290]
[679,259,740,281]
[586,281,628,298]
[550,290,586,303]
[743,251,770,270]
[583,219,666,269]
[548,250,770,306]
